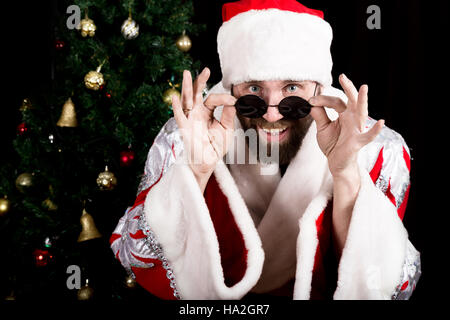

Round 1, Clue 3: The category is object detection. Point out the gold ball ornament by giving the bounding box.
[0,196,11,217]
[125,275,138,289]
[96,166,117,191]
[15,173,34,193]
[162,87,181,106]
[77,279,94,301]
[79,17,96,37]
[176,31,192,52]
[84,65,105,91]
[121,16,139,40]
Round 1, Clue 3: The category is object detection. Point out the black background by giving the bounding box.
[2,0,448,303]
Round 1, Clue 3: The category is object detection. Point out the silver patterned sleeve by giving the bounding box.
[391,240,421,300]
[362,119,421,300]
[110,117,183,299]
[136,117,183,195]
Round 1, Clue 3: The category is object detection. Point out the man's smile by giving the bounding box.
[257,125,290,143]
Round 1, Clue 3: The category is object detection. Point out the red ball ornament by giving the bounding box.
[17,122,28,135]
[105,92,112,99]
[55,39,65,50]
[120,149,135,167]
[32,249,53,267]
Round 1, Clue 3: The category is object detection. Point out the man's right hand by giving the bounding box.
[171,67,237,192]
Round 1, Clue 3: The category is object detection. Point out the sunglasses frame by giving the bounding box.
[233,83,318,120]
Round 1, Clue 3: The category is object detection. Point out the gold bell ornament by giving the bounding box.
[42,198,58,211]
[77,208,102,242]
[84,63,105,91]
[96,166,117,191]
[176,30,192,52]
[57,97,78,127]
[162,80,181,106]
[78,10,96,37]
[42,186,58,211]
[4,290,16,301]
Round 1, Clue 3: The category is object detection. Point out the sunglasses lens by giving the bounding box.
[278,96,311,119]
[235,95,267,118]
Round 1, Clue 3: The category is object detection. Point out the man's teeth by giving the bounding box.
[261,127,287,135]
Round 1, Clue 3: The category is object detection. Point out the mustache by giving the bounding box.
[249,118,294,129]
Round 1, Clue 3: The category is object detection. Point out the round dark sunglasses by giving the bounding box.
[233,84,318,119]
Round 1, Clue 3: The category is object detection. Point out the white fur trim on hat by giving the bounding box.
[217,8,333,90]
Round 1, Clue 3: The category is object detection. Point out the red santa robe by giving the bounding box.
[110,83,421,300]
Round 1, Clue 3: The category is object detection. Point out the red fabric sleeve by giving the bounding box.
[131,262,177,300]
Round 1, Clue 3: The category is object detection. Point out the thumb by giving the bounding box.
[360,119,384,145]
[309,106,331,132]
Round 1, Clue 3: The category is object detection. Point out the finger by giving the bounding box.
[219,102,236,130]
[309,106,331,132]
[309,95,347,113]
[171,93,187,129]
[339,74,358,105]
[203,94,237,116]
[193,67,211,105]
[356,84,369,117]
[360,119,384,145]
[181,70,194,111]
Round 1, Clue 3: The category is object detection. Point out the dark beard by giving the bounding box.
[237,114,313,165]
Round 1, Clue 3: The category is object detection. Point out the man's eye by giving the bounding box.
[249,86,260,93]
[286,85,299,93]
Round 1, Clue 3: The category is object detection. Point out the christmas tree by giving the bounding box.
[0,0,204,301]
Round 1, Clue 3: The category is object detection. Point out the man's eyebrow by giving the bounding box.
[245,80,264,85]
[244,80,310,85]
[282,80,309,84]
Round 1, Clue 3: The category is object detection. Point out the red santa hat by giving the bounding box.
[217,0,333,90]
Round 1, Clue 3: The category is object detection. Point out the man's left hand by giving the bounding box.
[308,74,384,179]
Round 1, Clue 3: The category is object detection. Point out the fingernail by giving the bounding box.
[340,73,347,81]
[309,97,316,105]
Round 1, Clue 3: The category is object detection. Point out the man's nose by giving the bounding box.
[262,94,284,123]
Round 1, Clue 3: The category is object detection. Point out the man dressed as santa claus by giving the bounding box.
[110,0,421,300]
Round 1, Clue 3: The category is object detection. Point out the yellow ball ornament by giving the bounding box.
[162,87,181,106]
[79,16,96,37]
[125,275,138,289]
[84,65,105,91]
[176,31,192,52]
[77,279,94,300]
[96,166,117,191]
[0,196,11,217]
[15,173,34,193]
